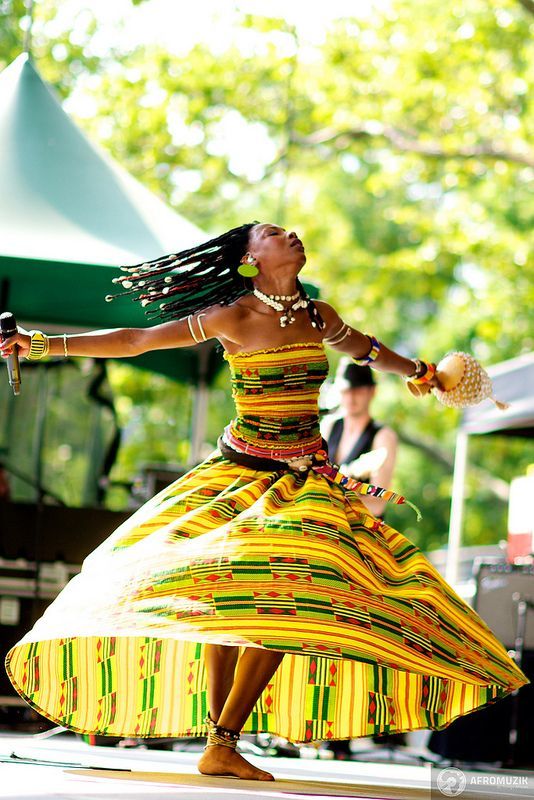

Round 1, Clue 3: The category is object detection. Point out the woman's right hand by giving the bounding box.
[0,327,32,359]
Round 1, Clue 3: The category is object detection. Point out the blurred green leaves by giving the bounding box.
[2,0,532,545]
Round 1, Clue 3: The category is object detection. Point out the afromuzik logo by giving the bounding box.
[436,768,467,797]
[435,767,530,796]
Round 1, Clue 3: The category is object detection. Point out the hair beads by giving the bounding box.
[106,222,325,330]
[106,223,258,322]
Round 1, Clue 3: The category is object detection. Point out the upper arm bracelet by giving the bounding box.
[352,334,381,366]
[186,313,208,344]
[323,321,352,346]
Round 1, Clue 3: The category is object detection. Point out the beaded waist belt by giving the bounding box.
[218,431,422,521]
[223,424,323,459]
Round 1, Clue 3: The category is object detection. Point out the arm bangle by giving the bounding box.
[352,334,380,366]
[404,359,436,384]
[196,313,208,342]
[187,314,208,344]
[410,361,436,384]
[187,314,200,344]
[405,359,422,379]
[324,322,352,346]
[63,333,69,357]
[27,330,50,361]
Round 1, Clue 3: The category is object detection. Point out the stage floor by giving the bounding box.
[1,732,533,800]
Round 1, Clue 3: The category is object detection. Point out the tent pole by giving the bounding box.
[189,346,209,467]
[1,278,10,309]
[446,430,469,586]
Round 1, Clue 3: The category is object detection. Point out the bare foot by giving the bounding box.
[198,745,275,780]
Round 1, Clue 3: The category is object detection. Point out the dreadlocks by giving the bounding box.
[105,221,325,329]
[105,222,257,323]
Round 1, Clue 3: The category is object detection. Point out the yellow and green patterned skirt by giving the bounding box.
[5,453,530,742]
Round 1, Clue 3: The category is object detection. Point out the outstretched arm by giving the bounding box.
[316,300,442,389]
[0,305,242,361]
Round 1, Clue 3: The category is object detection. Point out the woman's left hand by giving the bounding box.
[404,366,445,397]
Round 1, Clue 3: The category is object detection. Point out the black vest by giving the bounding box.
[326,418,385,520]
[326,417,383,472]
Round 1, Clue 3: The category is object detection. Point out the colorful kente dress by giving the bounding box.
[5,342,529,742]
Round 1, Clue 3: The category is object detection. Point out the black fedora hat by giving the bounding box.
[334,358,375,390]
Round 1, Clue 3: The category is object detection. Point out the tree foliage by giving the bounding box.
[2,0,532,546]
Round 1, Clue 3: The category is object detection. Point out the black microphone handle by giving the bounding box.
[0,311,22,396]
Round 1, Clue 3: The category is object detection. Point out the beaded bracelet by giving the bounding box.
[406,358,423,379]
[352,334,380,366]
[405,360,436,385]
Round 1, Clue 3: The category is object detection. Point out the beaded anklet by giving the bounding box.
[204,711,217,729]
[204,722,241,751]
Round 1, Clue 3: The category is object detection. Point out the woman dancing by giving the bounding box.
[2,222,529,781]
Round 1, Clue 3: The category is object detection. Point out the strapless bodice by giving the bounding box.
[223,342,329,458]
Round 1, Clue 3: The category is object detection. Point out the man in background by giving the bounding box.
[321,359,398,519]
[320,359,403,758]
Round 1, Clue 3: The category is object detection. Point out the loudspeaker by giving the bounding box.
[473,561,534,650]
[0,502,130,563]
[428,561,534,766]
[427,650,534,766]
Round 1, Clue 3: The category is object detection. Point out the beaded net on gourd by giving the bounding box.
[432,351,509,410]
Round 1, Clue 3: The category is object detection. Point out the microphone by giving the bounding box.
[0,312,21,396]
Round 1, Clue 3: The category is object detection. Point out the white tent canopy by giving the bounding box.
[461,352,534,436]
[446,352,534,584]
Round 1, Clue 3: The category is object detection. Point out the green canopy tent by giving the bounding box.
[0,53,231,488]
[0,53,216,384]
[0,54,320,482]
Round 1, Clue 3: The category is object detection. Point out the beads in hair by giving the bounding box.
[105,223,258,323]
[295,278,325,331]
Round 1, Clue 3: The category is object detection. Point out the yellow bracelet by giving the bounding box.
[27,330,50,360]
[405,360,436,384]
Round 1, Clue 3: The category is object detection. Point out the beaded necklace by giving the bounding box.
[253,287,309,328]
